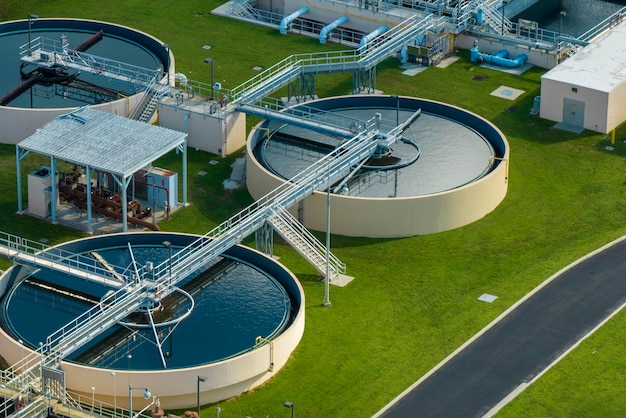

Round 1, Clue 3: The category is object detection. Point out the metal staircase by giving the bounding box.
[130,79,173,122]
[268,209,346,280]
[480,1,511,35]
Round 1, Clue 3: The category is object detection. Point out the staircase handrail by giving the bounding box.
[270,209,346,276]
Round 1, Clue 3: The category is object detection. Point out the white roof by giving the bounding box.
[542,21,626,93]
[18,107,187,178]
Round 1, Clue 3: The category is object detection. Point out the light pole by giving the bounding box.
[283,401,294,418]
[323,158,331,307]
[559,11,567,37]
[91,386,96,416]
[163,43,170,85]
[162,240,172,283]
[111,372,117,417]
[204,57,214,100]
[127,353,132,389]
[197,375,207,416]
[501,0,509,34]
[28,14,39,56]
[390,94,399,126]
[1,384,6,418]
[128,385,151,418]
[18,339,24,370]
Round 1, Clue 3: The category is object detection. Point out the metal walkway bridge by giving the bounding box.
[228,14,445,107]
[20,36,161,90]
[0,107,423,415]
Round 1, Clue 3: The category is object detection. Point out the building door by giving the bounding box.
[562,98,585,128]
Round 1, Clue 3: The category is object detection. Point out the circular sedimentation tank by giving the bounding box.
[0,232,305,409]
[246,95,509,237]
[0,18,171,144]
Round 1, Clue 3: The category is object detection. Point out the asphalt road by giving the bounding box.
[375,236,626,417]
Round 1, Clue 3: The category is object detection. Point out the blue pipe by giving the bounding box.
[319,15,348,44]
[358,25,388,50]
[279,7,309,35]
[476,6,483,24]
[470,46,528,68]
[399,46,408,64]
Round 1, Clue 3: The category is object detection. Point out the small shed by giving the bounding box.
[16,107,188,233]
[540,20,626,134]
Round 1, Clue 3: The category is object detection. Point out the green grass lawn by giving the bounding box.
[3,1,626,417]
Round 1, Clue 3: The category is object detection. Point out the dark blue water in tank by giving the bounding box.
[514,0,626,37]
[1,244,292,370]
[0,29,161,108]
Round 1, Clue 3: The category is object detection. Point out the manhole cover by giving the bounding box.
[472,75,485,81]
[507,106,518,112]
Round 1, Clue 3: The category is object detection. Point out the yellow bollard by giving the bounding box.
[611,129,616,144]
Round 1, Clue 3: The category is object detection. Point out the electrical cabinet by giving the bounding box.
[145,167,178,209]
[28,166,58,218]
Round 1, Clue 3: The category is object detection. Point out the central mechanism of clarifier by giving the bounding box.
[246,95,509,238]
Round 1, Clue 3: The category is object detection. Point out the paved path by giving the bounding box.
[374,236,626,417]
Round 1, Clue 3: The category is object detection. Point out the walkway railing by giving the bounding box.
[20,37,160,90]
[0,231,128,285]
[579,6,626,42]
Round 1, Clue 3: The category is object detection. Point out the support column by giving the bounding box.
[86,165,93,234]
[50,157,58,224]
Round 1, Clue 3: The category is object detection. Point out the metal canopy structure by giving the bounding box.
[16,107,188,233]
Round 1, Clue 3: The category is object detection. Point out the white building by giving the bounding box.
[540,20,626,134]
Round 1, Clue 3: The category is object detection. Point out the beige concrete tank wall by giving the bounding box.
[0,18,174,145]
[0,97,140,145]
[246,145,508,237]
[245,95,509,238]
[0,245,305,411]
[63,290,305,410]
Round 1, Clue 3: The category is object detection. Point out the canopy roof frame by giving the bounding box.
[16,107,188,233]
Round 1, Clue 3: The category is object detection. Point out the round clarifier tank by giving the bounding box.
[0,232,305,409]
[246,95,509,237]
[0,18,173,144]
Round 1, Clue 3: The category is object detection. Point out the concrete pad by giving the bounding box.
[490,86,525,101]
[478,293,498,303]
[331,273,355,287]
[479,62,533,75]
[400,63,428,76]
[436,56,460,68]
[554,122,585,134]
[223,157,246,190]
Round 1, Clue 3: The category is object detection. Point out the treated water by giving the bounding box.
[516,0,626,37]
[0,29,161,108]
[257,108,494,198]
[2,245,292,370]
